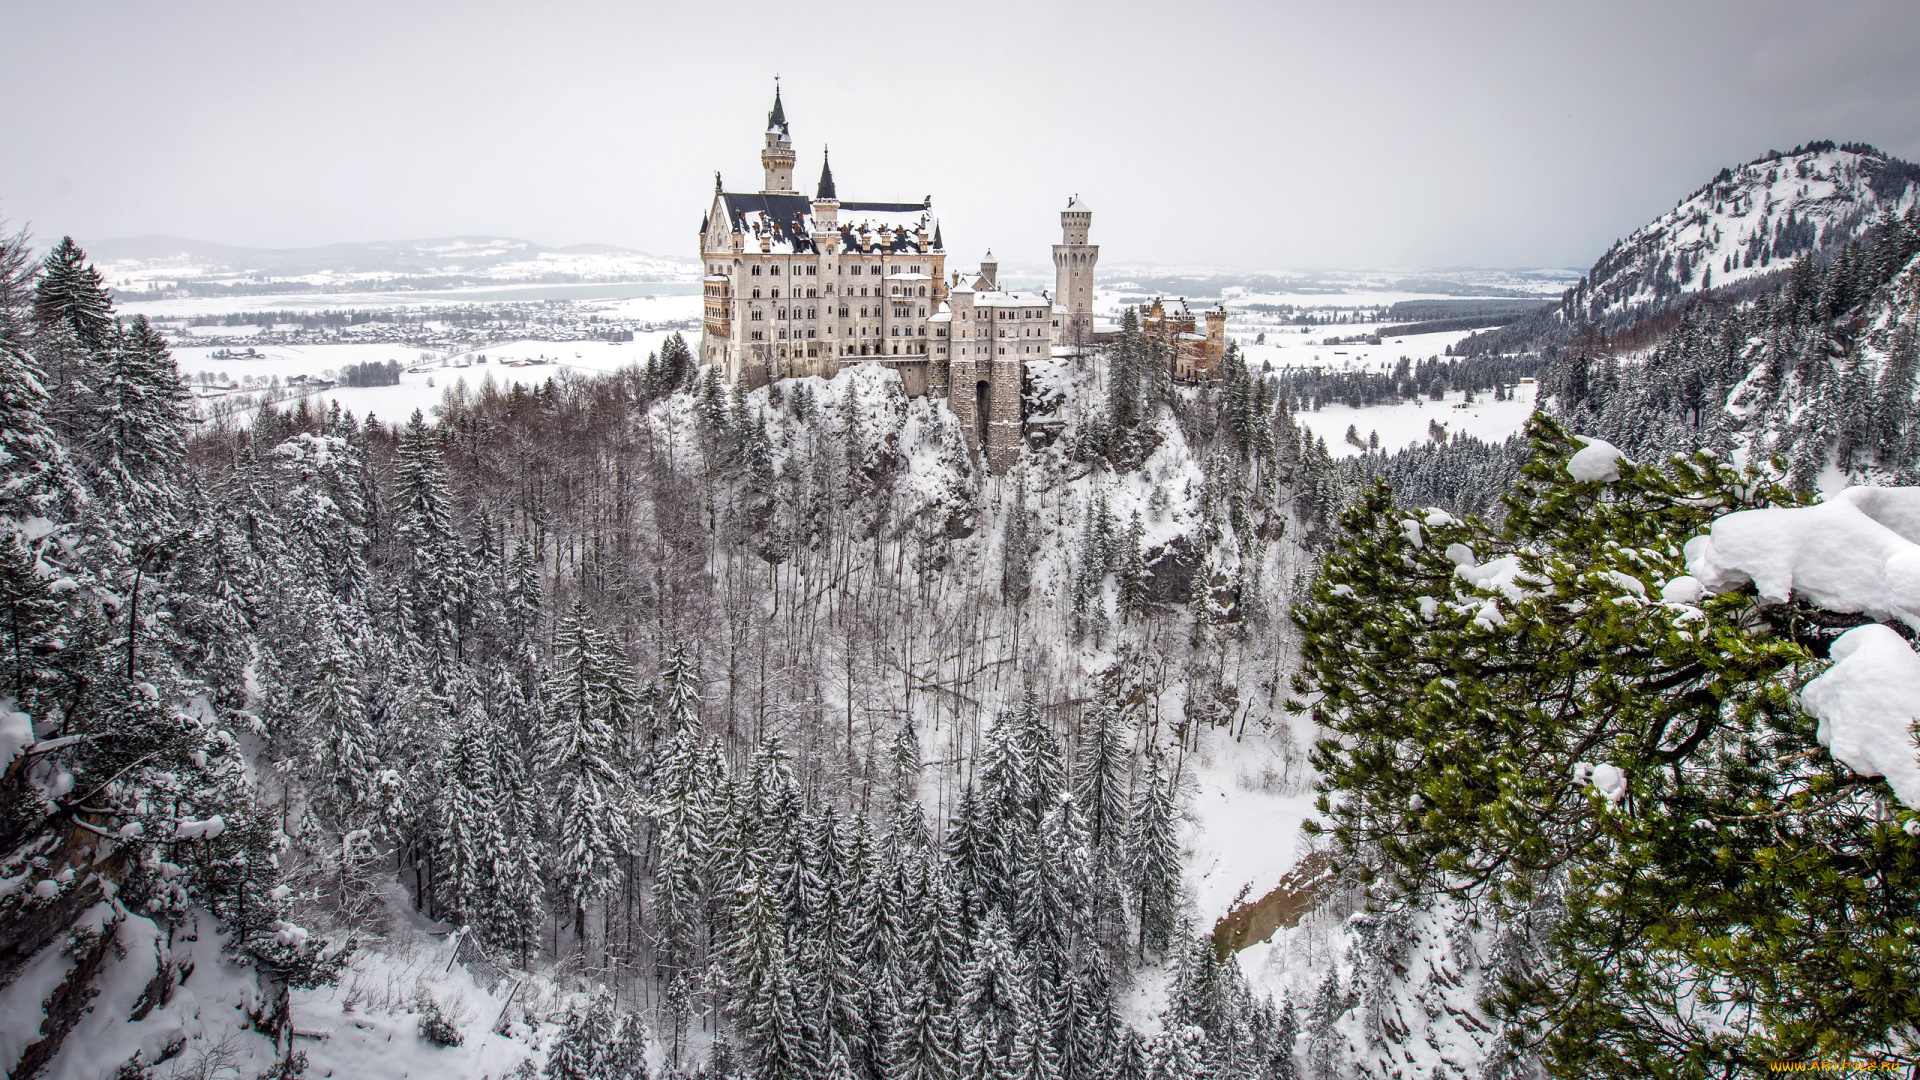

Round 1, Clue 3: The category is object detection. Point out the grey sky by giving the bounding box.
[5,0,1919,271]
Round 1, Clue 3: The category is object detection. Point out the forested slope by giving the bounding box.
[8,230,1519,1079]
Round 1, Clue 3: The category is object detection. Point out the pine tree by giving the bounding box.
[392,410,465,653]
[437,685,502,933]
[0,318,78,527]
[1128,753,1182,962]
[303,627,381,833]
[83,316,188,523]
[542,601,633,941]
[545,993,618,1080]
[1297,416,1920,1070]
[888,979,959,1080]
[484,663,544,957]
[1072,704,1130,857]
[649,725,715,986]
[32,238,113,349]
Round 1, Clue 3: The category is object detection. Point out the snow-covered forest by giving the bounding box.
[12,135,1920,1080]
[0,228,1393,1080]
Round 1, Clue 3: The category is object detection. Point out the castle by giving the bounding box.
[1139,297,1229,380]
[699,87,1098,473]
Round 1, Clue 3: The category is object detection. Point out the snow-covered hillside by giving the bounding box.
[1462,143,1920,359]
[1568,142,1920,321]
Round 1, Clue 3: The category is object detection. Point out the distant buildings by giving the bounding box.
[1137,297,1228,381]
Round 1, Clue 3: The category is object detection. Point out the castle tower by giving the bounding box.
[977,249,998,290]
[811,148,840,237]
[1053,194,1098,345]
[761,84,795,193]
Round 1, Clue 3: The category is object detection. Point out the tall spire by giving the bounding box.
[768,79,788,134]
[816,146,837,201]
[931,221,943,250]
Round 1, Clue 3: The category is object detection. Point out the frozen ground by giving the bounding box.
[179,332,688,426]
[1294,380,1539,457]
[1237,325,1481,372]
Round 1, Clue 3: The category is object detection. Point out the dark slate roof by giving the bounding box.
[817,150,837,200]
[768,86,788,134]
[719,192,934,255]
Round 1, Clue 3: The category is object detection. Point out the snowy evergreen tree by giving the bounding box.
[1127,753,1182,961]
[542,601,634,941]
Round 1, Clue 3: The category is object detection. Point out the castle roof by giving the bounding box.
[715,191,934,255]
[816,149,836,200]
[768,85,788,135]
[973,290,1050,307]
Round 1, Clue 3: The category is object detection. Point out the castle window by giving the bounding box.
[807,330,815,338]
[870,264,880,274]
[918,286,926,296]
[912,265,921,273]
[770,266,780,275]
[839,306,848,317]
[891,327,900,336]
[751,266,762,275]
[807,288,816,297]
[771,288,780,298]
[807,266,817,275]
[851,265,862,275]
[778,329,787,338]
[918,326,927,336]
[919,306,926,317]
[752,288,762,299]
[752,331,763,340]
[778,308,786,319]
[751,310,762,320]
[807,307,816,318]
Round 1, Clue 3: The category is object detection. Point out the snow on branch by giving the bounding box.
[1687,486,1920,807]
[1800,625,1920,809]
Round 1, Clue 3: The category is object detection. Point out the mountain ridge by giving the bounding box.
[1461,141,1920,357]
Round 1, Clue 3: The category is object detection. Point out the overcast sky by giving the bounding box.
[5,0,1919,271]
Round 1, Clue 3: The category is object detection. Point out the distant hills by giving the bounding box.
[87,234,700,297]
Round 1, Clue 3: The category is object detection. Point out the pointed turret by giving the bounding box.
[816,148,837,200]
[931,222,944,250]
[768,83,789,134]
[760,80,796,192]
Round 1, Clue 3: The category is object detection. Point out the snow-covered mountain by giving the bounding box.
[1569,142,1920,320]
[1464,142,1920,356]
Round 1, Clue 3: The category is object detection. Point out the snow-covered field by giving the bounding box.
[177,333,691,425]
[1295,380,1539,457]
[1237,326,1481,371]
